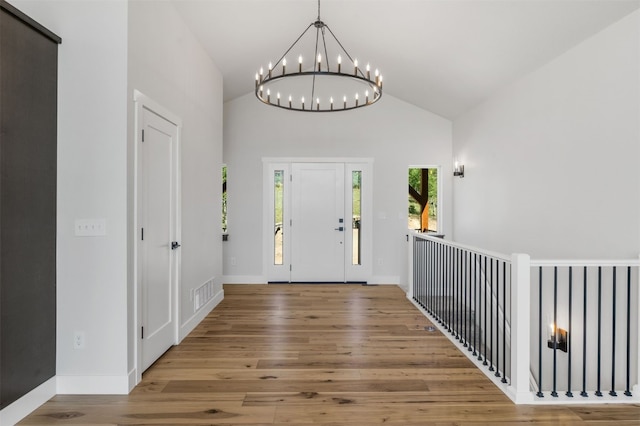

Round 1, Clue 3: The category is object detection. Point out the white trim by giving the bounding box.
[128,368,137,392]
[132,90,183,385]
[179,288,224,341]
[531,259,640,267]
[56,375,130,394]
[413,231,512,262]
[222,275,267,284]
[0,377,56,426]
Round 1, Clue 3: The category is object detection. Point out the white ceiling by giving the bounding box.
[171,0,640,119]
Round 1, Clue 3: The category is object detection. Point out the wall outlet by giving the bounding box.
[74,331,85,349]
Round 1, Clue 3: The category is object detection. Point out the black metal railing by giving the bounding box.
[411,234,511,385]
[530,262,639,399]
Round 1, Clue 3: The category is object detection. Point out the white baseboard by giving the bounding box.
[56,375,130,395]
[0,376,56,426]
[222,275,266,284]
[127,368,137,392]
[370,275,400,285]
[179,288,224,341]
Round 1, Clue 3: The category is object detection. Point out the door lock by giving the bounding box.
[171,241,181,250]
[334,226,344,232]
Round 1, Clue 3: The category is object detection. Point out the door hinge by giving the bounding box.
[290,219,292,226]
[141,227,144,240]
[141,129,145,142]
[290,174,292,181]
[289,265,292,271]
[141,326,144,339]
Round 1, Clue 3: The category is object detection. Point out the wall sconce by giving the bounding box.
[547,324,568,352]
[453,161,464,178]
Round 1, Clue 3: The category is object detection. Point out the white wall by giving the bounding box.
[224,94,452,285]
[8,0,224,398]
[9,0,131,391]
[453,10,640,259]
[127,0,224,358]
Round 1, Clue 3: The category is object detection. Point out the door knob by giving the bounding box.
[171,241,181,250]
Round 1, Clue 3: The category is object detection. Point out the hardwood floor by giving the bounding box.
[19,284,640,425]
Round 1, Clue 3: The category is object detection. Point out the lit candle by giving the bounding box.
[365,90,369,104]
[259,85,263,98]
[298,55,303,72]
[267,89,271,103]
[282,58,287,75]
[288,95,292,108]
[330,96,334,110]
[316,97,320,110]
[354,59,358,76]
[343,95,347,109]
[337,55,342,73]
[379,75,383,89]
[277,92,281,106]
[375,69,379,85]
[301,96,305,110]
[268,62,272,78]
[317,53,322,72]
[366,63,370,80]
[255,73,259,88]
[355,93,359,107]
[259,67,263,82]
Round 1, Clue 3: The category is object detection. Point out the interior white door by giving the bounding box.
[139,107,179,372]
[291,163,345,282]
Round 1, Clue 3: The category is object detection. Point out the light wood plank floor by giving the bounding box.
[20,284,640,425]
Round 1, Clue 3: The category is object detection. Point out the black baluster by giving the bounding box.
[596,266,602,397]
[489,258,494,372]
[551,266,558,397]
[566,266,573,397]
[581,266,588,397]
[473,253,478,356]
[537,266,544,398]
[609,267,617,397]
[495,260,502,378]
[483,256,488,365]
[624,266,632,397]
[501,261,507,383]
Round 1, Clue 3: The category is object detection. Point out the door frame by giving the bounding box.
[133,90,182,384]
[262,157,373,283]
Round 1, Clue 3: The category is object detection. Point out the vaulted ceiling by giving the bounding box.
[172,0,639,119]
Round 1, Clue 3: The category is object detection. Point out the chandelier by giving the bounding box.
[255,0,383,112]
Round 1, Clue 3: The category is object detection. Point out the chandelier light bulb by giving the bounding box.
[277,92,281,105]
[282,57,287,75]
[267,89,271,103]
[366,63,370,79]
[316,97,320,110]
[343,95,347,109]
[365,90,369,104]
[289,95,292,108]
[298,55,303,72]
[330,96,334,110]
[268,62,273,78]
[301,96,305,110]
[354,59,358,76]
[255,73,259,87]
[317,53,322,72]
[337,55,342,73]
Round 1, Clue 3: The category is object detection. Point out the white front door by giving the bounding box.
[139,105,179,372]
[291,163,345,282]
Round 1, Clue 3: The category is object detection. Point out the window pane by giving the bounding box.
[408,168,437,232]
[274,170,284,265]
[352,171,361,265]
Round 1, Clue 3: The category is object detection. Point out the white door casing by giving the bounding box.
[263,158,373,283]
[134,91,181,380]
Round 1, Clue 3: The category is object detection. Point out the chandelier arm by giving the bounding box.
[310,25,321,104]
[324,24,366,79]
[272,22,315,69]
[321,26,330,72]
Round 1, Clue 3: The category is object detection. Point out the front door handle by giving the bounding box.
[171,241,181,250]
[334,227,344,232]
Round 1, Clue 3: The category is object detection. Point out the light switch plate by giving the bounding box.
[75,218,107,236]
